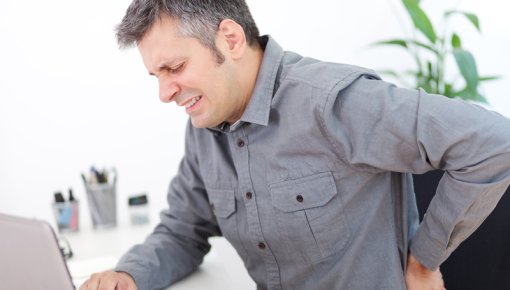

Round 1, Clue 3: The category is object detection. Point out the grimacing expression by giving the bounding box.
[138,15,245,128]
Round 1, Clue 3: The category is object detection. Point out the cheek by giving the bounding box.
[179,72,198,89]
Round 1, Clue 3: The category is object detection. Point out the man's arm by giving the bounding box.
[323,75,510,269]
[81,121,221,290]
[115,121,220,290]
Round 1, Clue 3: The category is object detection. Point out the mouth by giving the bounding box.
[184,95,203,113]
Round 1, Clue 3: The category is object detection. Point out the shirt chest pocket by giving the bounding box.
[208,188,236,218]
[206,188,240,243]
[270,172,351,263]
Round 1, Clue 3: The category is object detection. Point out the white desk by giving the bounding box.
[63,223,255,289]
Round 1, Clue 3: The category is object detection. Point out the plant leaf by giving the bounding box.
[443,82,454,97]
[452,49,479,95]
[445,10,481,32]
[371,39,408,48]
[402,0,437,43]
[479,75,501,82]
[409,40,440,55]
[426,61,433,76]
[418,80,434,94]
[372,39,439,55]
[451,33,461,48]
[454,87,487,103]
[476,94,488,103]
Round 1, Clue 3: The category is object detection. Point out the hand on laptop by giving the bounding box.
[79,270,137,290]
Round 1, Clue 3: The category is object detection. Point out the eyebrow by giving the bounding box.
[148,63,169,76]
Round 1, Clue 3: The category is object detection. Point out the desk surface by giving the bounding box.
[64,223,255,289]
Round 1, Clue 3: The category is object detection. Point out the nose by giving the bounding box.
[159,78,180,103]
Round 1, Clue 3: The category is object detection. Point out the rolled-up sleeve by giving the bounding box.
[115,120,221,290]
[322,75,510,270]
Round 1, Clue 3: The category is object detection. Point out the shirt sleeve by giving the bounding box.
[115,120,221,290]
[322,75,510,270]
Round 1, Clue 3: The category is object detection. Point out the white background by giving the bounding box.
[1,0,509,228]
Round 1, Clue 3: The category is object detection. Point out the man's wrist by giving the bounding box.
[117,271,136,282]
[409,230,445,270]
[408,253,435,272]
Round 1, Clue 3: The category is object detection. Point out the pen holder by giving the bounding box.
[84,182,117,229]
[52,201,79,232]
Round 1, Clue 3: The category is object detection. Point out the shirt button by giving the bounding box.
[237,139,245,147]
[258,242,266,250]
[210,203,215,210]
[296,195,304,203]
[245,192,253,199]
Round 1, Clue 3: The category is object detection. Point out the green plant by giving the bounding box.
[373,0,499,103]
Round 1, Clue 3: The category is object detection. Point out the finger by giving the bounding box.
[84,272,102,290]
[97,273,122,290]
[116,279,130,290]
[119,273,138,290]
[78,280,88,290]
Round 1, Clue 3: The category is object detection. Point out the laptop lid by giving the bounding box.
[0,213,75,290]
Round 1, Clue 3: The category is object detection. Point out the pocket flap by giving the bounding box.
[270,172,337,212]
[207,188,236,218]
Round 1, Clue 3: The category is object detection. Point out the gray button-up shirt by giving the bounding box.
[116,36,510,290]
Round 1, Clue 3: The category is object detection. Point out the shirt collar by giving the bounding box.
[209,35,284,134]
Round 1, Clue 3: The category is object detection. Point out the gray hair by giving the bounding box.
[115,0,260,62]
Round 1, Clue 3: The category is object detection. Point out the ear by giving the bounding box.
[217,19,246,60]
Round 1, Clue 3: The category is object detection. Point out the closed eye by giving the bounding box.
[167,62,185,74]
[149,61,186,77]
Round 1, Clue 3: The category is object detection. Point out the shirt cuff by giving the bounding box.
[409,224,447,270]
[114,263,150,290]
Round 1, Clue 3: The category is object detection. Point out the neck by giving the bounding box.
[225,42,264,124]
[243,43,264,103]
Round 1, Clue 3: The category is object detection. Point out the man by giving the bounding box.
[80,0,510,289]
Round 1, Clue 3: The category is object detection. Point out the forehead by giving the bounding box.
[139,14,182,49]
[137,15,195,70]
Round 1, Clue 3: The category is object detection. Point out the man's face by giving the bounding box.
[138,16,244,128]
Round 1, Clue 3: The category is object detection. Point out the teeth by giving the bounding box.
[185,96,202,108]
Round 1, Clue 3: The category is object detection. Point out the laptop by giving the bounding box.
[0,213,75,290]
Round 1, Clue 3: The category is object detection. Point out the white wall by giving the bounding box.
[1,0,509,228]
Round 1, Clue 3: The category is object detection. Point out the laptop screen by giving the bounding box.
[0,213,75,290]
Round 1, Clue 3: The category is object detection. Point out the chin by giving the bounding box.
[190,117,217,129]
